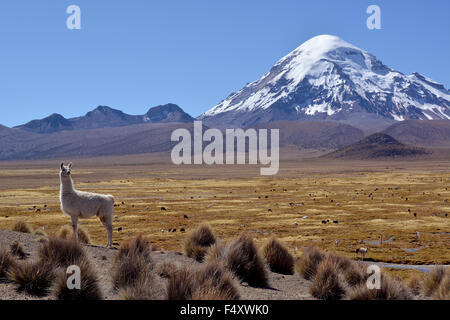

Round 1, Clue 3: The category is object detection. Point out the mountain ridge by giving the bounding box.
[14,103,194,134]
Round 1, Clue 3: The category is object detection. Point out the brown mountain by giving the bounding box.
[324,133,430,159]
[253,121,364,149]
[383,120,450,148]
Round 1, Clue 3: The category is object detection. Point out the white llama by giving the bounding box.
[59,162,114,247]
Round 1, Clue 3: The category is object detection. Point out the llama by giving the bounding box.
[355,247,369,260]
[59,162,114,247]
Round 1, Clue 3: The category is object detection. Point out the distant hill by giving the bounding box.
[16,113,74,134]
[383,120,450,148]
[145,104,194,123]
[15,104,194,134]
[1,122,194,160]
[253,121,364,149]
[324,133,430,159]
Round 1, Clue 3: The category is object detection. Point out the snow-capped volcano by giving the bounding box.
[200,35,450,128]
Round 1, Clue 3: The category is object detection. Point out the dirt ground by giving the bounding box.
[0,229,314,300]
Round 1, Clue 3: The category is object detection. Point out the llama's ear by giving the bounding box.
[68,162,72,168]
[60,162,64,169]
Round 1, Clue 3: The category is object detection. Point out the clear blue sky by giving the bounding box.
[0,0,449,127]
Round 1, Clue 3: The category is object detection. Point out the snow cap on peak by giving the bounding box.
[293,34,360,55]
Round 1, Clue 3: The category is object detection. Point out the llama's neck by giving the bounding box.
[60,174,75,194]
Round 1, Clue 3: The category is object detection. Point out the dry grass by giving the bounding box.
[10,241,28,260]
[56,225,91,244]
[193,262,240,300]
[0,246,17,281]
[204,242,228,264]
[8,260,56,297]
[33,228,48,238]
[295,246,324,280]
[348,273,412,300]
[166,262,240,300]
[12,221,33,234]
[261,237,294,275]
[343,262,366,287]
[309,256,346,300]
[166,266,195,300]
[119,275,157,300]
[183,224,216,262]
[433,273,449,300]
[225,234,268,287]
[423,266,448,296]
[406,274,423,296]
[78,226,91,244]
[38,237,86,267]
[53,259,102,300]
[56,225,72,240]
[112,235,153,290]
[155,261,177,278]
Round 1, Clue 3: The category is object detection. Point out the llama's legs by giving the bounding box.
[100,215,113,248]
[71,215,79,242]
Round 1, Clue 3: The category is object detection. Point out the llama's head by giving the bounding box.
[60,162,72,177]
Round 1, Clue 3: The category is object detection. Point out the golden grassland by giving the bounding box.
[0,154,448,270]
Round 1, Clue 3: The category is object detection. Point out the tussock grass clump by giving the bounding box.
[261,237,294,275]
[33,228,48,238]
[433,273,449,300]
[0,246,17,281]
[38,237,86,267]
[166,266,196,300]
[423,266,447,296]
[155,261,177,278]
[12,221,33,234]
[56,225,90,244]
[53,259,102,300]
[204,242,228,264]
[56,225,72,240]
[112,235,153,290]
[10,241,28,260]
[406,274,423,296]
[193,262,240,300]
[184,224,216,262]
[295,246,324,280]
[166,262,240,300]
[8,261,56,297]
[120,277,157,300]
[310,257,346,300]
[225,234,268,287]
[326,252,353,271]
[77,226,91,244]
[343,262,366,287]
[348,273,412,300]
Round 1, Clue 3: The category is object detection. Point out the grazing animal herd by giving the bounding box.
[58,161,377,263]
